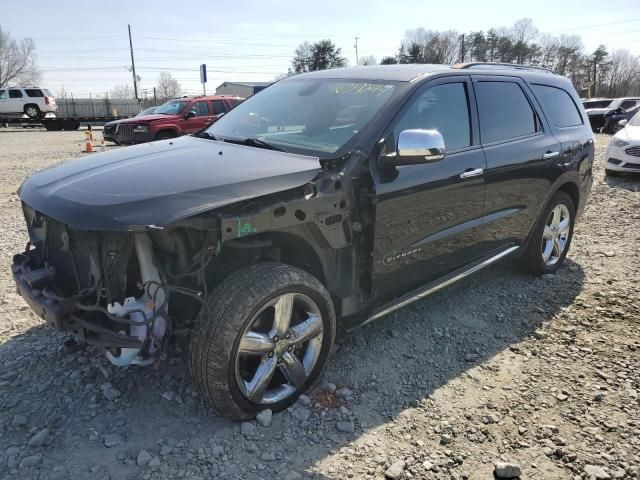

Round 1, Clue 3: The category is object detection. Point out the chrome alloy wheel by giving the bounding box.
[541,204,570,266]
[25,106,39,117]
[235,293,324,405]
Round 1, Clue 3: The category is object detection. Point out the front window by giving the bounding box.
[630,112,640,127]
[155,100,187,115]
[206,78,399,157]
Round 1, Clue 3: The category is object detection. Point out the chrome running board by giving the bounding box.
[360,245,520,328]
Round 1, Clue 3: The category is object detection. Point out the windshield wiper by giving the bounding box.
[194,131,220,140]
[223,137,284,152]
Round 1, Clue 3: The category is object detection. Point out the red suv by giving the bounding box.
[113,95,243,144]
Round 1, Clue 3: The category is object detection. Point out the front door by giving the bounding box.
[182,100,212,133]
[371,76,488,304]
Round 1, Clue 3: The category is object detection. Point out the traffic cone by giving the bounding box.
[84,130,93,153]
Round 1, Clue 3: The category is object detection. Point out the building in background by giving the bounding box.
[215,81,272,98]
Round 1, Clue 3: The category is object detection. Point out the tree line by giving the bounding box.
[291,19,640,98]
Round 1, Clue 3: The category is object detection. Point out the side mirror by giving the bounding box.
[383,129,445,166]
[618,119,628,127]
[185,110,196,119]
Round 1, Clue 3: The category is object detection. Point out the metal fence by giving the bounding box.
[56,97,142,118]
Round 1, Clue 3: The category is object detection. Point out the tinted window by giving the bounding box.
[211,100,227,115]
[531,84,582,128]
[192,101,209,116]
[395,82,471,150]
[582,100,611,109]
[9,90,23,98]
[25,89,44,97]
[476,81,537,143]
[620,100,638,109]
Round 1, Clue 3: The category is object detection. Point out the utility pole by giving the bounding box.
[128,24,139,101]
[354,36,360,66]
[153,86,157,106]
[459,34,465,63]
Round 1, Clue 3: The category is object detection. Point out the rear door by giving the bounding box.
[370,75,489,303]
[8,89,24,113]
[472,75,561,251]
[207,99,228,126]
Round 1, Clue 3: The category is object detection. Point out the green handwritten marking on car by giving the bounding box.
[236,219,257,237]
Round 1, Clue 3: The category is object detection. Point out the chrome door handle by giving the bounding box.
[543,151,560,160]
[460,168,484,179]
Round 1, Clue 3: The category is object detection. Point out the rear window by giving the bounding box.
[25,89,44,97]
[9,90,23,98]
[582,100,611,109]
[44,89,53,97]
[531,84,583,128]
[475,81,538,143]
[228,98,244,108]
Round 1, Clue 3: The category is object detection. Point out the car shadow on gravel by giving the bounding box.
[0,259,585,479]
[604,173,640,191]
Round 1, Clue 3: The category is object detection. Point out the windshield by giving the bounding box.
[630,111,640,127]
[155,100,187,115]
[583,100,612,109]
[206,78,399,157]
[137,107,157,117]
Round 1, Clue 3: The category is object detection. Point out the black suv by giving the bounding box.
[12,63,593,419]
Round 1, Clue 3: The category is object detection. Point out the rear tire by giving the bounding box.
[24,104,41,119]
[190,263,336,420]
[520,191,575,276]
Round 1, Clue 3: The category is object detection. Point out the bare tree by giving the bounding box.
[0,26,40,88]
[110,84,135,99]
[603,49,640,97]
[156,71,182,100]
[358,55,377,66]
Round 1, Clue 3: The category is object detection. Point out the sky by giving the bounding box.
[2,0,640,99]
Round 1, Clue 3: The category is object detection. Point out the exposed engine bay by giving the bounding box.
[12,205,217,367]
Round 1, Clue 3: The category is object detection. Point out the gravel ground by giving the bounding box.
[0,129,638,480]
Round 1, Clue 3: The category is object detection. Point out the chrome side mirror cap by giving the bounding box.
[386,129,445,166]
[618,119,628,127]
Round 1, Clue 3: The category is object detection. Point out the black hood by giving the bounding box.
[19,135,321,231]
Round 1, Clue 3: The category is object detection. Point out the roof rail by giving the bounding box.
[452,62,555,74]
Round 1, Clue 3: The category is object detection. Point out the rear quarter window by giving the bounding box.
[531,84,583,128]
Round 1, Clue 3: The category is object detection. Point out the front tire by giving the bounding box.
[190,263,336,420]
[155,130,175,140]
[521,190,575,275]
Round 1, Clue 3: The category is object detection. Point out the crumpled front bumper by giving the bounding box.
[11,251,142,349]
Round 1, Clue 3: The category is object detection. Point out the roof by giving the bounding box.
[295,65,451,82]
[216,81,272,88]
[290,63,570,83]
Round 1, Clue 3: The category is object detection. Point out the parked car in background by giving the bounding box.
[584,97,640,132]
[12,63,593,420]
[103,106,159,143]
[113,95,243,144]
[0,87,57,118]
[605,111,640,175]
[602,104,640,134]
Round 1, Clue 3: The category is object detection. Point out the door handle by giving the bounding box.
[460,168,484,179]
[542,151,560,160]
